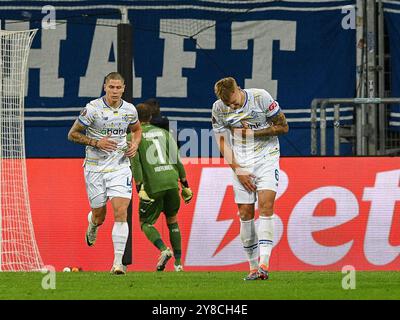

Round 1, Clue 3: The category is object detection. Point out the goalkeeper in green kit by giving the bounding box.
[127,103,193,272]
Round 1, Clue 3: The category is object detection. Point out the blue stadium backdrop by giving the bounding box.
[385,0,400,130]
[0,0,362,157]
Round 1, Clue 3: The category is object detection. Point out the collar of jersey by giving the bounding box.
[102,96,123,110]
[233,90,248,113]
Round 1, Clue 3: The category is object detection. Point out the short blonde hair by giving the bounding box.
[104,72,125,84]
[214,77,238,102]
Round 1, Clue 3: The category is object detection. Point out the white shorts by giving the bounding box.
[233,156,280,204]
[84,166,132,209]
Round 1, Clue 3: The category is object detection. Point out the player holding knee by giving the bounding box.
[212,77,289,280]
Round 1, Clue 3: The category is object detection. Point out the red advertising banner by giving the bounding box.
[26,158,400,271]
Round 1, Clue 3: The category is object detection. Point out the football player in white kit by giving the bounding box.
[212,77,289,280]
[68,72,142,275]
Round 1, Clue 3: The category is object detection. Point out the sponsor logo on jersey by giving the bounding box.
[247,122,262,129]
[101,128,125,135]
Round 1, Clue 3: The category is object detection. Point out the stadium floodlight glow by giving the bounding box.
[0,29,44,271]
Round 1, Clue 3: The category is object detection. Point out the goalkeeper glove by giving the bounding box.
[180,180,193,204]
[136,184,154,204]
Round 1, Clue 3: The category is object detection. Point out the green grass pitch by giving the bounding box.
[0,271,399,300]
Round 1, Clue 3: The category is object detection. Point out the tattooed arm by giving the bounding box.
[67,120,117,152]
[232,112,289,138]
[68,120,97,147]
[253,112,289,137]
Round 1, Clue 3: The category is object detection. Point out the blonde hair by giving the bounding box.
[214,77,238,102]
[104,72,125,84]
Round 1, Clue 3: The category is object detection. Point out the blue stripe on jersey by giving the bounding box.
[78,118,89,126]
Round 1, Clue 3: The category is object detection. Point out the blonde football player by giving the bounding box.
[68,72,142,275]
[212,77,288,280]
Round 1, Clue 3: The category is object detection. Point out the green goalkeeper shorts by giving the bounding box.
[138,188,180,226]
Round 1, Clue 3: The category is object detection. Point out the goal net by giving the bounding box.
[115,0,254,41]
[0,29,43,271]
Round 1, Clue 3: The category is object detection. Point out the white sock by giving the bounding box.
[258,215,274,268]
[240,219,259,271]
[88,211,98,229]
[112,222,129,266]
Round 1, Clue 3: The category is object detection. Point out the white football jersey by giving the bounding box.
[78,97,138,172]
[212,88,281,167]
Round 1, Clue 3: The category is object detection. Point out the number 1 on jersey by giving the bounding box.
[152,138,166,164]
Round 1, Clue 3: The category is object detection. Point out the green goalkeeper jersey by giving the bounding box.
[128,123,186,194]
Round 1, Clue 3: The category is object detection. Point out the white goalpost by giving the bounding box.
[0,29,44,271]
